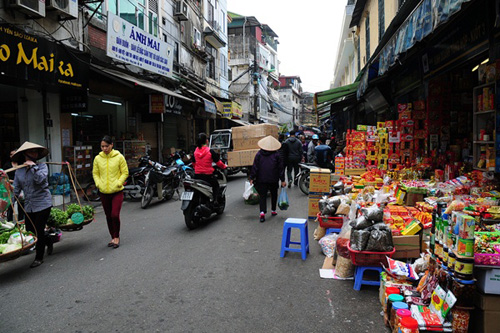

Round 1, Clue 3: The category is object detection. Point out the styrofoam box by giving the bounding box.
[476,268,500,295]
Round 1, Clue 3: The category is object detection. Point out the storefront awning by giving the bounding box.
[358,0,472,98]
[96,66,194,102]
[314,81,358,107]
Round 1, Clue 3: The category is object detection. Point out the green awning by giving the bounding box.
[314,81,359,106]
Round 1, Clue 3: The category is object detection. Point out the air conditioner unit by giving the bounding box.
[47,0,78,19]
[8,0,46,17]
[174,0,189,21]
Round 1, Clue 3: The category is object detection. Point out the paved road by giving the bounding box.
[0,174,385,332]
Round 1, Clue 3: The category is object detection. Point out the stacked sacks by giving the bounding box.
[350,204,394,252]
[317,195,351,218]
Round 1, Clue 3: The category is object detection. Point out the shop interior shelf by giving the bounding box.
[473,167,494,172]
[473,141,495,144]
[474,109,496,115]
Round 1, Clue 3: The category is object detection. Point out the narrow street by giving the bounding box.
[0,175,384,332]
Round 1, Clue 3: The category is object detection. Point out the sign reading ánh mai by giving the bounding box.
[107,12,173,78]
[0,24,89,89]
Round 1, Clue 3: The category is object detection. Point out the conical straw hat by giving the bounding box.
[12,141,49,163]
[258,136,281,151]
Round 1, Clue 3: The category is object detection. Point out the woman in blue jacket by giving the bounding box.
[249,136,286,222]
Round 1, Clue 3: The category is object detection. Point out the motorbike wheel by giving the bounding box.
[184,196,201,230]
[215,195,226,215]
[162,183,175,201]
[84,183,100,202]
[298,172,310,195]
[141,186,154,209]
[128,179,145,200]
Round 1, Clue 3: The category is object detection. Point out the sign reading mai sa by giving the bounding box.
[0,26,74,78]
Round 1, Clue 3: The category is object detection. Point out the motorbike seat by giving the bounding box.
[193,179,212,188]
[129,167,144,174]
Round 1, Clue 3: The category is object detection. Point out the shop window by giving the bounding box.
[148,0,159,37]
[206,43,216,79]
[378,0,385,42]
[87,2,104,20]
[220,54,227,78]
[207,1,215,27]
[193,27,202,47]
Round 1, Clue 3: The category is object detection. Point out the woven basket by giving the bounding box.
[81,218,94,226]
[0,237,37,263]
[59,223,84,231]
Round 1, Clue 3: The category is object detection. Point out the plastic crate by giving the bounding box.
[474,245,500,266]
[317,213,345,229]
[348,241,396,266]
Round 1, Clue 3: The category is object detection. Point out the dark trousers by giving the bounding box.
[100,191,124,239]
[7,196,25,222]
[287,157,301,184]
[255,182,279,214]
[195,174,219,200]
[26,207,52,261]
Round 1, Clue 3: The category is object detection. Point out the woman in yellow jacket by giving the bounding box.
[92,136,129,248]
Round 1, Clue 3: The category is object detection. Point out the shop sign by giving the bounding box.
[107,12,173,78]
[164,95,182,115]
[0,24,89,89]
[204,99,216,114]
[149,94,164,114]
[257,43,270,70]
[61,93,88,113]
[222,101,243,119]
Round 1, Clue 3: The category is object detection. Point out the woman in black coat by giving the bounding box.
[249,136,286,222]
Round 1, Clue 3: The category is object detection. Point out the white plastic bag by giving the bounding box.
[243,181,254,200]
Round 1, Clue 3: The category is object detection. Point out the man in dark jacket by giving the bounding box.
[283,132,303,188]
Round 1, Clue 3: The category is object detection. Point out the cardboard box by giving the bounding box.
[472,308,500,333]
[392,235,421,259]
[232,137,265,151]
[231,124,278,140]
[227,149,259,167]
[476,268,500,295]
[309,168,331,193]
[308,195,323,220]
[474,292,500,311]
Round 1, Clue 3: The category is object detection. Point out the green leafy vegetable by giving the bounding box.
[48,208,68,227]
[65,203,81,216]
[82,205,94,220]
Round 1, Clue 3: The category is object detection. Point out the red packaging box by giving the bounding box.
[385,121,395,131]
[399,110,412,120]
[413,110,427,120]
[398,103,412,113]
[401,134,414,142]
[400,119,415,127]
[413,100,426,110]
[388,153,401,164]
[414,129,428,139]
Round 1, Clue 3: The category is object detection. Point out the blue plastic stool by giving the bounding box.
[353,266,383,291]
[325,228,342,234]
[280,218,309,260]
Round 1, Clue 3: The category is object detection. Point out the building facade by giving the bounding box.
[278,76,303,129]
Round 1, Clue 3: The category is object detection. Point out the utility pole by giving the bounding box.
[253,61,259,124]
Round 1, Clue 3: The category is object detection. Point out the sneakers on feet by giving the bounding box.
[260,212,265,223]
[271,211,278,216]
[30,260,43,268]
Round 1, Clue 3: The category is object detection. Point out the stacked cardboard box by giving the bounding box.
[227,124,278,167]
[308,168,331,220]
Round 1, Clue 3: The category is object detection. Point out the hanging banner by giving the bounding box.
[221,101,243,119]
[0,24,89,90]
[221,102,232,119]
[107,12,173,78]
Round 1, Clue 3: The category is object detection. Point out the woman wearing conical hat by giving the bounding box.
[11,142,53,268]
[249,136,287,223]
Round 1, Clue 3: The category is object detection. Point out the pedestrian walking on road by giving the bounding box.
[249,136,286,222]
[283,132,303,187]
[9,142,52,268]
[307,134,319,163]
[92,136,129,249]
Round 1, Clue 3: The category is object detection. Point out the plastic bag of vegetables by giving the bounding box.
[278,188,289,210]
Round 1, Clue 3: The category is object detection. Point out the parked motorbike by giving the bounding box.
[180,167,227,230]
[170,151,195,183]
[123,155,151,200]
[141,158,179,209]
